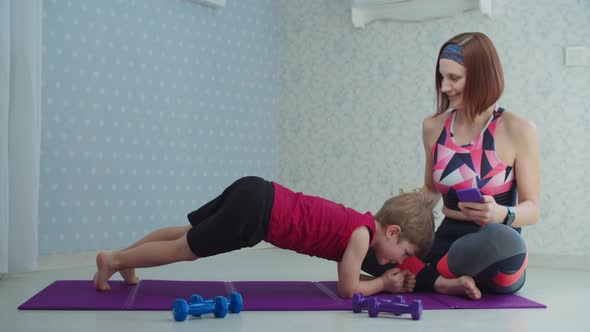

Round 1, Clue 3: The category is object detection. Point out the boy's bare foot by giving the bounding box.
[435,275,482,300]
[93,251,117,291]
[120,269,140,285]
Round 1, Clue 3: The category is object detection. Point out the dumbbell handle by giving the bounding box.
[193,297,228,318]
[370,299,422,320]
[353,293,405,313]
[378,301,411,313]
[187,302,216,315]
[191,292,242,313]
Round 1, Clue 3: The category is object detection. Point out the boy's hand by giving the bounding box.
[380,268,406,293]
[403,272,416,292]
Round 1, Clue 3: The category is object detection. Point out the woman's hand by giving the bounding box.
[458,195,508,226]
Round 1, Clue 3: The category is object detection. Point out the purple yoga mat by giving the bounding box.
[18,280,546,311]
[315,281,450,310]
[232,281,348,310]
[429,292,547,309]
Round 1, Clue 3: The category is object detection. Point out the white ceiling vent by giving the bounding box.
[351,0,492,28]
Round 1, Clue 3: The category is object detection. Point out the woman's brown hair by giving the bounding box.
[435,32,504,119]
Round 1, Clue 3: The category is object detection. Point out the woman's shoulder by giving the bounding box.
[422,110,452,133]
[500,109,538,137]
[499,109,539,147]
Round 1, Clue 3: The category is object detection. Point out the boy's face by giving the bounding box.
[374,225,418,265]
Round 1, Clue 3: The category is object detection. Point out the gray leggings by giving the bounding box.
[361,219,527,293]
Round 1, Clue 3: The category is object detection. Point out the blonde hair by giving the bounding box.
[374,192,435,258]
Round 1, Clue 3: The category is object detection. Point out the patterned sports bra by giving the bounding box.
[431,106,517,210]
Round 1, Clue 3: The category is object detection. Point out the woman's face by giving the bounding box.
[439,59,466,109]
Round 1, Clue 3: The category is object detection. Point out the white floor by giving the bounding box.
[1,248,588,332]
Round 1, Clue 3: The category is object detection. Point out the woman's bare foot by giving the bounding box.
[434,275,482,300]
[120,269,140,285]
[93,251,117,291]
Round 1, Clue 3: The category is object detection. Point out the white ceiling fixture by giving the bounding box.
[351,0,493,28]
[188,0,226,8]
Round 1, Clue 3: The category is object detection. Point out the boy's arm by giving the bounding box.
[359,273,375,281]
[337,228,386,298]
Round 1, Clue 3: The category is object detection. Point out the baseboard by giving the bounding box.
[38,252,97,271]
[35,250,590,272]
[37,242,277,271]
[527,253,590,271]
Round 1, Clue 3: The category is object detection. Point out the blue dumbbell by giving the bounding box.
[352,293,404,313]
[172,296,228,321]
[190,292,243,314]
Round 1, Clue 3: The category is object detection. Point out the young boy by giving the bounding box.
[94,176,435,298]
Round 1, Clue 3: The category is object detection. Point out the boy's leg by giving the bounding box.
[94,232,197,291]
[114,184,230,284]
[117,225,191,284]
[95,176,273,291]
[122,225,192,249]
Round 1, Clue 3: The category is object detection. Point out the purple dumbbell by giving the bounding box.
[367,298,423,320]
[352,293,405,313]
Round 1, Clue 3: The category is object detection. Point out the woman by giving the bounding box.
[362,32,541,299]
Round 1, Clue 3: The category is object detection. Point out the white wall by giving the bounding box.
[278,0,590,262]
[40,0,278,254]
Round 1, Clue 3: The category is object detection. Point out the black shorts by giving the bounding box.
[186,176,274,257]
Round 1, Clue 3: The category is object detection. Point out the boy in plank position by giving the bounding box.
[94,176,434,298]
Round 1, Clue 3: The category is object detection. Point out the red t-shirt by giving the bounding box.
[265,182,375,262]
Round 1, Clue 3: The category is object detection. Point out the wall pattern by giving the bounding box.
[40,0,278,254]
[278,0,590,257]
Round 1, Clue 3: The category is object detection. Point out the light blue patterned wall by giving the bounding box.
[40,0,278,254]
[278,0,590,256]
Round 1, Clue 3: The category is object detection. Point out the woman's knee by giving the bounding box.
[441,224,527,277]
